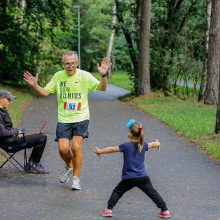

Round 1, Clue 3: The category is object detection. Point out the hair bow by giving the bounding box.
[126,119,136,128]
[139,124,144,131]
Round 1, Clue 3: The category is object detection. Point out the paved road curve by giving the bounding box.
[1,84,220,220]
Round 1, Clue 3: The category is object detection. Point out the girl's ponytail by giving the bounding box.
[138,124,144,152]
[127,119,145,152]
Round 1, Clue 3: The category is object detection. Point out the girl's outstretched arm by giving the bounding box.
[148,139,160,151]
[95,146,120,156]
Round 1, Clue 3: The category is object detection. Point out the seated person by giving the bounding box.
[0,90,48,174]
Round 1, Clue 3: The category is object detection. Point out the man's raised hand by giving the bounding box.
[97,57,111,76]
[23,71,39,87]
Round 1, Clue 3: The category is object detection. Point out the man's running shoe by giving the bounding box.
[71,176,82,190]
[59,167,73,183]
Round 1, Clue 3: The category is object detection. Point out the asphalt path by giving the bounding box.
[1,84,220,220]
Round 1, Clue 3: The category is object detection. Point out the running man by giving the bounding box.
[23,50,111,190]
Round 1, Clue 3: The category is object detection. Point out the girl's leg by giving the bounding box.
[107,179,135,210]
[137,176,168,211]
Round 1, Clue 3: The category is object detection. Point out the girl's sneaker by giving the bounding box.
[158,210,171,218]
[99,208,113,217]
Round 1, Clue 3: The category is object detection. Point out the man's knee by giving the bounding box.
[59,140,71,155]
[71,143,82,154]
[71,136,83,153]
[59,146,70,156]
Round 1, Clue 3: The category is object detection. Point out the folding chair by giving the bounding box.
[0,142,28,175]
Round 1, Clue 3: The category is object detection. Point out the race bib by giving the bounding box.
[64,102,81,110]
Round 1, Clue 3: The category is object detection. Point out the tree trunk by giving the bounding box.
[19,0,26,24]
[204,0,220,105]
[106,4,117,76]
[0,0,7,28]
[137,0,151,95]
[0,0,7,14]
[215,66,220,133]
[198,0,211,101]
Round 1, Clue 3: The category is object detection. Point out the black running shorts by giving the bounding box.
[56,120,89,140]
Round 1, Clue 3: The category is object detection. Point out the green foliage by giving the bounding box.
[112,0,207,95]
[150,0,207,91]
[113,32,133,71]
[0,0,114,84]
[0,0,70,83]
[113,0,139,92]
[0,15,38,81]
[79,0,112,71]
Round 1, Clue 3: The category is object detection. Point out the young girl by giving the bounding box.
[95,119,171,219]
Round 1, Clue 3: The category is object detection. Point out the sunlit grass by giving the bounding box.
[92,71,133,91]
[134,95,215,137]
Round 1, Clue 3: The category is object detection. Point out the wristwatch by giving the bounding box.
[102,73,108,77]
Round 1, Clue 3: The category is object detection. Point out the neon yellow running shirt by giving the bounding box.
[44,69,100,123]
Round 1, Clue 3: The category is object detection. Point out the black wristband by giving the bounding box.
[102,73,108,77]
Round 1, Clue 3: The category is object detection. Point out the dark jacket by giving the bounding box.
[0,108,19,144]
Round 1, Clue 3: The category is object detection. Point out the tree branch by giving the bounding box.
[177,0,198,33]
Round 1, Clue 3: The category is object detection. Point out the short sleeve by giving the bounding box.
[85,72,100,91]
[145,143,148,151]
[44,75,57,94]
[119,143,126,152]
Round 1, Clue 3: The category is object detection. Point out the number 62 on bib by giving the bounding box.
[64,102,81,111]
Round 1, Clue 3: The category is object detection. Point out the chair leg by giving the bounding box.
[0,151,10,168]
[0,151,14,168]
[10,156,26,174]
[0,151,25,174]
[24,149,28,167]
